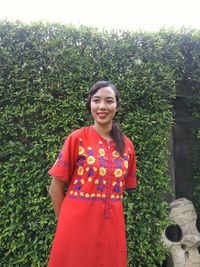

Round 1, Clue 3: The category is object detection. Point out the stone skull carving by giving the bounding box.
[162,198,200,267]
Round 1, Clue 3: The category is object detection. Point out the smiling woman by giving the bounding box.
[47,80,137,267]
[86,81,124,155]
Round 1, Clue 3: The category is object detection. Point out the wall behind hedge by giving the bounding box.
[0,21,199,266]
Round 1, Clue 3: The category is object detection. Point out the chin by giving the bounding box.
[96,120,112,126]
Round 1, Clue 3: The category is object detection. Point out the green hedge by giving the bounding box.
[0,21,200,266]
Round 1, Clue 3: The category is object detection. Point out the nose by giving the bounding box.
[98,101,106,109]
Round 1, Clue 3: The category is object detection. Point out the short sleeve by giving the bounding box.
[48,133,78,182]
[125,140,137,189]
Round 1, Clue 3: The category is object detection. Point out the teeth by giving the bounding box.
[98,114,107,117]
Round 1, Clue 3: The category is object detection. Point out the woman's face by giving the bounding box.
[90,86,118,127]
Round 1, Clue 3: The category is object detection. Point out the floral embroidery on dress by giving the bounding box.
[54,152,69,167]
[96,141,108,192]
[86,166,96,176]
[74,176,85,190]
[111,151,129,194]
[99,167,106,176]
[96,177,105,191]
[112,151,120,158]
[77,155,86,166]
[123,150,130,180]
[98,141,107,168]
[113,157,123,168]
[99,148,105,156]
[113,178,121,192]
[48,127,136,203]
[78,146,85,155]
[69,137,135,200]
[77,138,87,167]
[73,138,87,191]
[114,168,123,177]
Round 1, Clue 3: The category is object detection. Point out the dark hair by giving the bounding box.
[86,81,125,156]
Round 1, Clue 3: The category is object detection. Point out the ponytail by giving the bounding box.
[111,121,125,156]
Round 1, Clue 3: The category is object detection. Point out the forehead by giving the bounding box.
[92,87,116,98]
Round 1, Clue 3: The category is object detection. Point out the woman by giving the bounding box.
[47,81,137,267]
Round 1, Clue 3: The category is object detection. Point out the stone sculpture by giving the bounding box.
[162,198,200,267]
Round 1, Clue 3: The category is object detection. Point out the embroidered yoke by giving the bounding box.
[47,126,136,267]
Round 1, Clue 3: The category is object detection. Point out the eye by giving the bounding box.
[92,98,99,103]
[107,99,115,104]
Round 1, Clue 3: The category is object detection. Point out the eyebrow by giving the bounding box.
[92,96,115,100]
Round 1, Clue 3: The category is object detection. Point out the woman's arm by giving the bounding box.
[49,177,67,219]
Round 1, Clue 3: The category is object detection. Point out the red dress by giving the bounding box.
[48,126,136,267]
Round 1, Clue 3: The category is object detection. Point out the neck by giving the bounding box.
[93,122,112,141]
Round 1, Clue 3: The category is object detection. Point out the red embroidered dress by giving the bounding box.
[48,126,136,267]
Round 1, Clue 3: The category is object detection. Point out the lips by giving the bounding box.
[97,112,109,118]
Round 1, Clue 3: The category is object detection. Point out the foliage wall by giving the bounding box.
[0,21,200,266]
